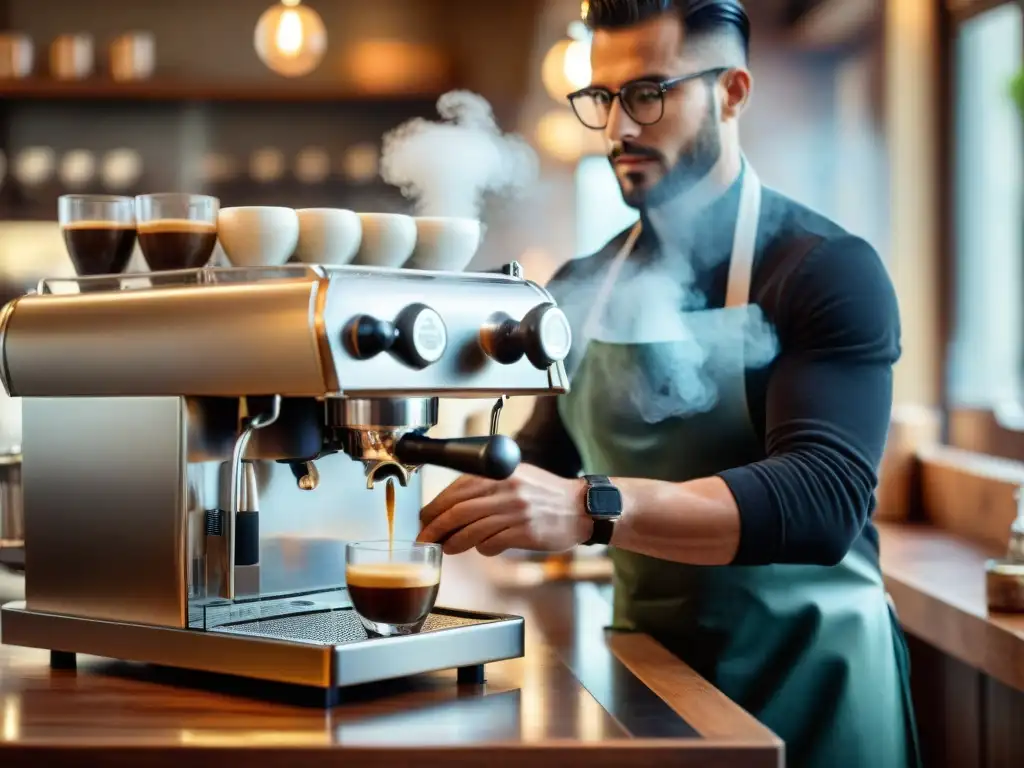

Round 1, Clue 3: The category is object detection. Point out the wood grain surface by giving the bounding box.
[878,522,1024,692]
[0,551,782,767]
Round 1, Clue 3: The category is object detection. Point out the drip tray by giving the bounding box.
[214,607,489,646]
[0,601,525,691]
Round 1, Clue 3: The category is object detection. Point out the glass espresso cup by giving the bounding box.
[58,194,137,285]
[345,541,442,637]
[135,193,219,273]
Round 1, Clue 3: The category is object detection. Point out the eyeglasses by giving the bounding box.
[567,68,729,130]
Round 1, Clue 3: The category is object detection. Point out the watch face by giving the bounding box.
[587,486,622,520]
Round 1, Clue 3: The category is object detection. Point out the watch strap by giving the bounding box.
[582,474,618,546]
[584,519,615,546]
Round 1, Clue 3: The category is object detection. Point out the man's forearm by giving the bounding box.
[606,476,741,565]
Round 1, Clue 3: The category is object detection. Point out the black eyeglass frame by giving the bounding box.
[566,67,729,130]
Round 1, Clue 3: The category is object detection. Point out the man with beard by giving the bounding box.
[418,2,919,766]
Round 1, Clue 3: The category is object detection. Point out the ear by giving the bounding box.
[719,68,752,120]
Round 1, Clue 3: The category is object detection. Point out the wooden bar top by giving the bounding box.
[0,553,781,767]
[878,522,1024,692]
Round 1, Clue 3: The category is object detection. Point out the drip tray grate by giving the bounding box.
[213,608,491,647]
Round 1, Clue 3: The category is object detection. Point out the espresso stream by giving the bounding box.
[386,477,396,557]
[346,477,439,626]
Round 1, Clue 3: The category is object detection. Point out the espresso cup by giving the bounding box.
[58,194,136,292]
[345,541,442,637]
[295,208,362,266]
[135,193,219,276]
[407,216,483,271]
[217,206,299,268]
[352,213,417,269]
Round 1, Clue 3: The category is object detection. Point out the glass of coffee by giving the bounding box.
[345,541,442,638]
[58,194,137,286]
[135,193,219,275]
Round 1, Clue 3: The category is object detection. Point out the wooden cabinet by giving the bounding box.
[908,634,1024,768]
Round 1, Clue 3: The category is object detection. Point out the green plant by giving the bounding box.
[1011,68,1024,115]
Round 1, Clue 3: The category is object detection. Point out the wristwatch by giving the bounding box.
[581,475,622,546]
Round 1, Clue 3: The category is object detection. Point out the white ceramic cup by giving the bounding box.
[217,206,299,268]
[295,208,362,266]
[408,216,483,272]
[352,213,417,268]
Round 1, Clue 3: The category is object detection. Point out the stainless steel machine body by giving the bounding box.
[0,262,572,696]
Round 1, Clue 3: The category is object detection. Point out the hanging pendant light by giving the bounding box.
[540,21,592,103]
[254,0,327,78]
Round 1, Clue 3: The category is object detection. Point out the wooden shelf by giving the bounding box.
[0,78,448,103]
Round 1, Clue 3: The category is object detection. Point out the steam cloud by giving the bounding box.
[558,198,781,425]
[379,90,539,220]
[380,91,780,424]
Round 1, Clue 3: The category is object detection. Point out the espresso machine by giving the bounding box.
[0,260,572,702]
[0,275,33,575]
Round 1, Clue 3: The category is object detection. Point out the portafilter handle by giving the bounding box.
[394,434,521,480]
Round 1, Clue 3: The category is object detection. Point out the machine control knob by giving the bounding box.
[342,304,448,369]
[343,315,397,360]
[393,303,448,369]
[480,303,572,369]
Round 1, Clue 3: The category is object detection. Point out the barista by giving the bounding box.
[418,2,920,767]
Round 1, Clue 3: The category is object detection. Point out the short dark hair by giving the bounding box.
[584,0,751,61]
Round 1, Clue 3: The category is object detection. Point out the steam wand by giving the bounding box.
[227,395,281,600]
[490,395,509,436]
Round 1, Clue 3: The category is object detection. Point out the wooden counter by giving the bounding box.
[878,522,1024,767]
[878,521,1024,692]
[0,554,781,767]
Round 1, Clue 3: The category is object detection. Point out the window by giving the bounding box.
[948,1,1024,410]
[574,155,638,257]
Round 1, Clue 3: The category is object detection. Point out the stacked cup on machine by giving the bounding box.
[58,195,485,277]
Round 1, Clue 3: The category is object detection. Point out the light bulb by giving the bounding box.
[254,0,327,78]
[541,38,591,102]
[563,39,591,89]
[275,10,303,57]
[536,110,586,163]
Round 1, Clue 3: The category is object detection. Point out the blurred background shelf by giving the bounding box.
[0,78,456,103]
[0,0,544,234]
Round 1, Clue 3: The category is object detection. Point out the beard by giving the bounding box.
[611,101,722,210]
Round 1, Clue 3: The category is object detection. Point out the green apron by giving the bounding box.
[558,167,920,768]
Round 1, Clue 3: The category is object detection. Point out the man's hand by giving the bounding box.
[417,465,593,556]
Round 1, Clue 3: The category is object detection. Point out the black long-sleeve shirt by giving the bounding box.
[516,178,901,567]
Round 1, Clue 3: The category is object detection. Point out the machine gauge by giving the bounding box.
[394,303,447,369]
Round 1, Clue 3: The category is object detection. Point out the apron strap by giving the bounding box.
[724,166,763,309]
[581,222,643,341]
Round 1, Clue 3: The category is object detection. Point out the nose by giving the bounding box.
[604,98,640,143]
